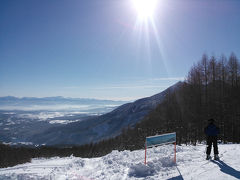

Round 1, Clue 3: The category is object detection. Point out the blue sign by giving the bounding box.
[146,132,176,147]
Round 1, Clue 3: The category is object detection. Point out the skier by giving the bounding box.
[204,118,220,160]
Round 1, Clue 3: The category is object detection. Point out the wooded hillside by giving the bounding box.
[1,53,239,168]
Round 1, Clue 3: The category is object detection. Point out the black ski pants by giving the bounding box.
[206,136,218,155]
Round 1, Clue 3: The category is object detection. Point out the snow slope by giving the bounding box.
[0,144,240,180]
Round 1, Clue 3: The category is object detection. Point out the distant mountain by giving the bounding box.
[0,96,128,145]
[29,82,183,145]
[0,96,125,105]
[0,96,127,111]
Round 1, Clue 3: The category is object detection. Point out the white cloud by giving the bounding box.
[49,76,184,101]
[62,77,184,90]
[150,77,185,81]
[94,85,168,90]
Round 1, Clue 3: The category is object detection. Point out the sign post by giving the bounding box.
[144,132,176,165]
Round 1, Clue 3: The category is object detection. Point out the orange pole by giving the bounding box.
[174,142,176,163]
[145,141,147,165]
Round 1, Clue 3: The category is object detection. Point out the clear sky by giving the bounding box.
[0,0,240,101]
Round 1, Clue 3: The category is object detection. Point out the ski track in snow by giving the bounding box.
[0,144,240,180]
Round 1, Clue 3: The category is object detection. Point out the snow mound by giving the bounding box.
[128,163,155,177]
[1,144,240,179]
[128,156,175,178]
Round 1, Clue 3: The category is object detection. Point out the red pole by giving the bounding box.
[174,142,176,164]
[145,141,147,165]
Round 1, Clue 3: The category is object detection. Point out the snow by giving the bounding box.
[49,120,81,124]
[17,112,74,121]
[0,144,240,179]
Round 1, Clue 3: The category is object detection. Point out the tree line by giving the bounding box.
[132,53,240,145]
[184,53,240,143]
[1,53,239,168]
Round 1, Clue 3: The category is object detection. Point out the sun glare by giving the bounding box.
[132,0,158,20]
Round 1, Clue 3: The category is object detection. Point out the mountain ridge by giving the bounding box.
[28,81,183,145]
[0,96,126,104]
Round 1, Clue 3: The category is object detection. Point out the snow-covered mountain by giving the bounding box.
[28,82,183,145]
[1,143,239,179]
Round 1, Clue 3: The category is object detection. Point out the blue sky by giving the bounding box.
[0,0,240,101]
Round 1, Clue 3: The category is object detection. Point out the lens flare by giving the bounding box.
[131,0,169,79]
[132,0,158,20]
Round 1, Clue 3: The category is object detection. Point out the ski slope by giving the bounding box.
[0,144,240,179]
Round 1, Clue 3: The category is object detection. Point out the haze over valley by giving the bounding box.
[0,96,126,145]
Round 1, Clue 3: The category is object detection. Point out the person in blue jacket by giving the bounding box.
[204,118,220,160]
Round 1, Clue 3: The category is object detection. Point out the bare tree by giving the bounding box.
[209,55,217,84]
[228,52,238,87]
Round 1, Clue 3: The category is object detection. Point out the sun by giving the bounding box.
[132,0,158,20]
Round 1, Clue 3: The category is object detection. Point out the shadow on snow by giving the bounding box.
[167,165,184,180]
[211,160,240,179]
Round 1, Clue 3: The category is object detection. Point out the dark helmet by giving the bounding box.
[208,118,215,123]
